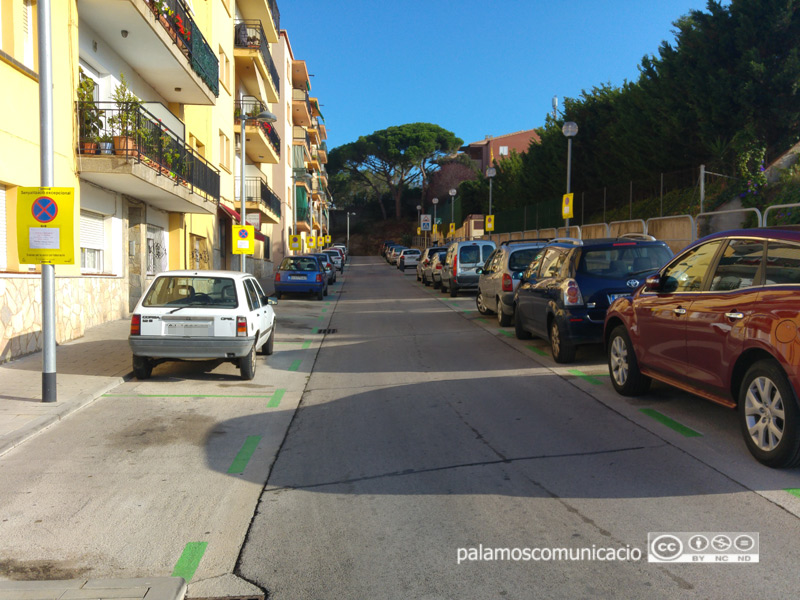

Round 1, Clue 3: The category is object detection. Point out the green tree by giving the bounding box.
[327,123,462,220]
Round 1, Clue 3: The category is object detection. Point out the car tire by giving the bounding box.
[274,291,282,300]
[417,272,421,282]
[607,325,650,395]
[449,283,458,297]
[132,355,152,380]
[433,279,440,289]
[264,325,275,356]
[549,318,576,363]
[739,360,800,468]
[239,343,257,380]
[441,281,449,294]
[514,307,532,340]
[317,288,325,301]
[476,291,491,315]
[497,299,512,326]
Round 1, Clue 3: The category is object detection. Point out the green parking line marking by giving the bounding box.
[311,328,319,334]
[317,316,325,321]
[567,369,604,385]
[498,329,515,338]
[326,302,331,305]
[268,389,285,408]
[103,394,270,398]
[640,408,702,437]
[477,317,490,324]
[172,542,207,581]
[322,308,328,312]
[786,488,800,498]
[526,345,549,356]
[228,435,262,474]
[288,360,302,371]
[302,340,312,349]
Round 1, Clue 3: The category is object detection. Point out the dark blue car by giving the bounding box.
[512,235,673,362]
[274,255,328,300]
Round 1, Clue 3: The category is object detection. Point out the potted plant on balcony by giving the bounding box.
[77,68,102,154]
[98,132,115,155]
[108,74,142,157]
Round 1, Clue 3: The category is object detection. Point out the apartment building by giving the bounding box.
[0,0,327,362]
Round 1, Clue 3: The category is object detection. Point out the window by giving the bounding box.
[539,248,566,279]
[219,130,231,172]
[146,225,168,275]
[709,239,763,291]
[499,146,509,156]
[765,241,800,285]
[660,240,722,293]
[0,185,6,270]
[80,210,105,272]
[243,279,261,310]
[218,46,230,92]
[22,0,34,70]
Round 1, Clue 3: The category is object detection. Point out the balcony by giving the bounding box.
[317,121,328,141]
[77,0,218,104]
[317,142,328,164]
[295,185,311,233]
[292,60,309,91]
[234,20,280,103]
[237,0,280,43]
[292,88,312,126]
[235,176,282,224]
[236,98,281,164]
[76,101,220,214]
[293,126,311,163]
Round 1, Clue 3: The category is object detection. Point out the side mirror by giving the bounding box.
[267,296,278,305]
[644,274,661,292]
[512,272,523,280]
[476,268,483,275]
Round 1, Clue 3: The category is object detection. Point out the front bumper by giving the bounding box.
[130,335,255,359]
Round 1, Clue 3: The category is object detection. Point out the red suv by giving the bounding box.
[604,228,800,468]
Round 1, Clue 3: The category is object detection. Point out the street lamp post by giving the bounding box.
[562,121,578,235]
[449,188,456,241]
[486,167,496,217]
[416,204,422,246]
[239,105,277,272]
[347,211,356,253]
[432,197,438,243]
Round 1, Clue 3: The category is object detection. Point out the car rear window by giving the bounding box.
[280,257,319,271]
[143,276,238,308]
[459,245,494,264]
[578,245,673,278]
[509,248,541,271]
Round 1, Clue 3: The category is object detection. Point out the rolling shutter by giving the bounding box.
[80,210,104,250]
[0,185,6,270]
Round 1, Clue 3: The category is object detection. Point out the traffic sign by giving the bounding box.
[232,225,254,254]
[325,235,331,244]
[289,235,303,251]
[420,214,432,231]
[317,236,325,248]
[17,187,75,264]
[307,235,317,249]
[562,193,574,219]
[449,222,455,235]
[485,214,495,232]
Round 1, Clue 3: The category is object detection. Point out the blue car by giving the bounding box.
[274,255,328,300]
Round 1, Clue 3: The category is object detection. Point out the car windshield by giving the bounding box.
[143,276,238,308]
[509,248,542,271]
[578,245,673,278]
[280,257,319,272]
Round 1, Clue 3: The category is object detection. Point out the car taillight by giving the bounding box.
[436,264,443,270]
[316,273,323,282]
[274,272,281,282]
[563,279,584,306]
[130,314,141,336]
[453,256,458,277]
[502,273,513,292]
[237,316,248,337]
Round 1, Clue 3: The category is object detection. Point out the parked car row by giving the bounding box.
[274,245,347,301]
[411,229,800,468]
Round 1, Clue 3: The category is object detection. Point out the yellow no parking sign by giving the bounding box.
[17,187,75,264]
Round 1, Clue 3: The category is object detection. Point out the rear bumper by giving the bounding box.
[275,281,324,293]
[452,273,479,289]
[130,335,255,359]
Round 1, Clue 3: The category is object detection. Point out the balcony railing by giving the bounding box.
[235,98,281,158]
[267,0,280,32]
[293,126,310,149]
[292,88,312,117]
[236,177,282,218]
[234,20,280,96]
[77,101,220,202]
[146,0,219,96]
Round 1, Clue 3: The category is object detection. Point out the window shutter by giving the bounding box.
[0,185,6,270]
[80,210,104,250]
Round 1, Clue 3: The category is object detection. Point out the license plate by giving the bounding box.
[607,293,630,303]
[290,275,307,281]
[165,322,211,337]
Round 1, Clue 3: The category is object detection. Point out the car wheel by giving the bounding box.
[607,325,650,395]
[549,318,576,363]
[497,298,512,326]
[424,276,431,286]
[476,291,491,315]
[239,343,257,380]
[441,281,449,294]
[514,307,532,340]
[449,283,458,297]
[433,279,441,289]
[317,288,325,301]
[274,291,282,300]
[417,272,421,282]
[132,355,152,380]
[264,325,275,356]
[739,360,800,468]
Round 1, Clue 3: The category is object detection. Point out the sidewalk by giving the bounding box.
[0,319,188,600]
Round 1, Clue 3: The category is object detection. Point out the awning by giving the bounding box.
[218,203,241,222]
[254,231,266,242]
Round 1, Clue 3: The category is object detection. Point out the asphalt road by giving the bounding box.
[239,257,800,599]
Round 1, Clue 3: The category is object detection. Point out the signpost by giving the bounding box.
[421,214,432,231]
[231,225,255,255]
[289,235,302,252]
[485,214,495,232]
[17,187,75,265]
[562,193,574,220]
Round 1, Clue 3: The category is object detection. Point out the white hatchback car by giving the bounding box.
[129,270,276,380]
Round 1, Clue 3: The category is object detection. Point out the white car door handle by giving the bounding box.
[673,307,686,315]
[725,311,744,320]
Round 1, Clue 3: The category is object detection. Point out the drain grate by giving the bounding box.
[317,328,337,334]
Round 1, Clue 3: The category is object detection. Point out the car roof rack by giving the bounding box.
[500,238,551,246]
[617,233,657,241]
[549,237,583,246]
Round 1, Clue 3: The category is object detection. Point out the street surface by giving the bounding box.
[2,256,800,599]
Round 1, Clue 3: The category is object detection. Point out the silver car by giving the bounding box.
[476,240,549,325]
[440,240,497,297]
[429,251,448,288]
[416,246,449,282]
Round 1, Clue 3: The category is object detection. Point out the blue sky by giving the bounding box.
[279,0,723,150]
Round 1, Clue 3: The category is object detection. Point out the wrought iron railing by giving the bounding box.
[146,0,219,96]
[234,98,281,158]
[236,177,282,219]
[267,0,280,32]
[292,88,312,119]
[76,101,220,203]
[234,20,280,96]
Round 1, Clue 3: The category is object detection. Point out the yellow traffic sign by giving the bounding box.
[449,222,456,235]
[307,235,317,249]
[289,235,302,251]
[17,187,75,264]
[562,193,574,219]
[232,225,255,254]
[485,214,495,232]
[317,236,325,248]
[325,235,331,244]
